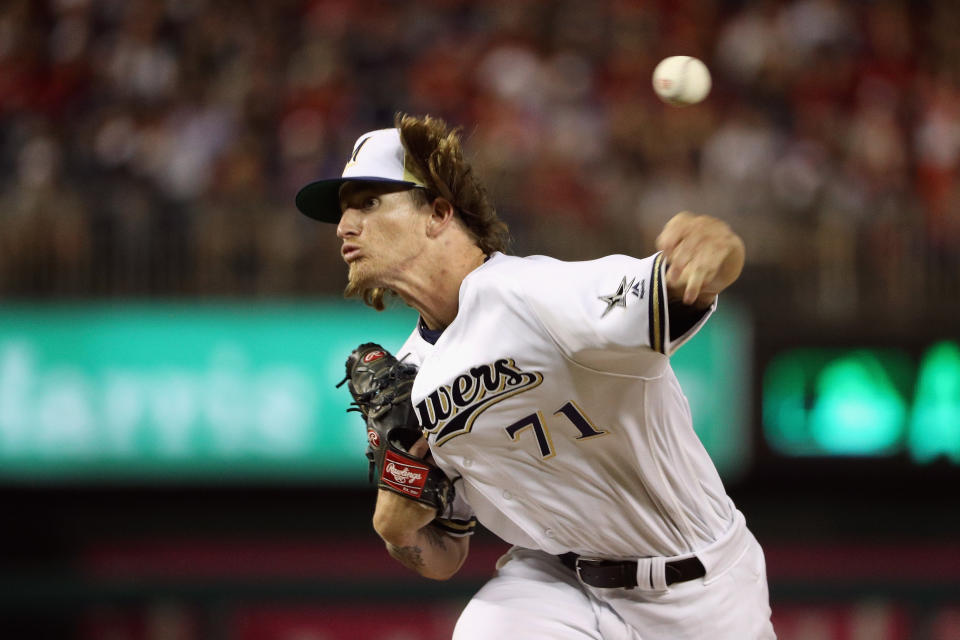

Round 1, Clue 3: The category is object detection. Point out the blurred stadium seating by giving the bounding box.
[1,0,958,314]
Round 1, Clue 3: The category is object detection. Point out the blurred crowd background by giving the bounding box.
[1,0,958,318]
[2,0,959,639]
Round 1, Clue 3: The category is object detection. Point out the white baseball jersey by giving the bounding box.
[398,251,735,559]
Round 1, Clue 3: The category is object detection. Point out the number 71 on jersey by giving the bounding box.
[504,401,607,459]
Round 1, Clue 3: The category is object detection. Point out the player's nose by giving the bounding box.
[336,208,361,238]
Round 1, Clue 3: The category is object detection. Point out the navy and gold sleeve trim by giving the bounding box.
[648,252,667,355]
[431,516,478,537]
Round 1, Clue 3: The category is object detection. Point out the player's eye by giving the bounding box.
[361,196,379,211]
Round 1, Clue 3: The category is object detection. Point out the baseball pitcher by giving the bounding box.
[297,115,775,639]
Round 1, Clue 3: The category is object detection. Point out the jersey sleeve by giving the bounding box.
[519,253,714,368]
[433,477,477,537]
[668,296,716,352]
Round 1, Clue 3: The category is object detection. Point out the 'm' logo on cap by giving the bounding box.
[344,136,372,170]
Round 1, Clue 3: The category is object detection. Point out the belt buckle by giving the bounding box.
[574,556,605,583]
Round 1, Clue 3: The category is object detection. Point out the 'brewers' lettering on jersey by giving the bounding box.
[415,358,543,446]
[400,252,721,559]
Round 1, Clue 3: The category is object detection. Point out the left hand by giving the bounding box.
[655,212,745,307]
[373,487,439,546]
[372,435,444,546]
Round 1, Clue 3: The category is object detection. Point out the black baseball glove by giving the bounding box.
[339,343,454,513]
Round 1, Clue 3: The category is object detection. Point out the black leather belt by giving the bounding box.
[558,552,705,589]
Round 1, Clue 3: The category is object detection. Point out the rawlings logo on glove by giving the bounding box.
[338,343,454,513]
[382,452,430,497]
[362,350,386,363]
[385,461,426,486]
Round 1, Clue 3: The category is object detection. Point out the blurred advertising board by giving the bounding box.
[763,341,960,463]
[0,301,750,482]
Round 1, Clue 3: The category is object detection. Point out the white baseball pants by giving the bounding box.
[453,513,775,639]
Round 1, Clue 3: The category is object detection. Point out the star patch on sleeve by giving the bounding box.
[598,276,636,317]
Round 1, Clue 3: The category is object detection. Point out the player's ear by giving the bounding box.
[426,197,456,238]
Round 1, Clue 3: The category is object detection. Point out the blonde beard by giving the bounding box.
[344,261,387,310]
[344,260,369,296]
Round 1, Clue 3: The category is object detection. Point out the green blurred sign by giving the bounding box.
[909,341,960,463]
[0,302,750,482]
[763,341,960,462]
[0,303,418,482]
[671,304,752,479]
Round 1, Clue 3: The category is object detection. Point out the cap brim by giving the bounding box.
[295,177,420,223]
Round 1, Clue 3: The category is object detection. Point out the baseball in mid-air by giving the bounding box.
[652,56,712,106]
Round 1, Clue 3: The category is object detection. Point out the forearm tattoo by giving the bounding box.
[388,543,425,573]
[387,527,449,574]
[423,525,449,551]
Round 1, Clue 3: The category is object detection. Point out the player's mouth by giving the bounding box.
[341,244,362,263]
